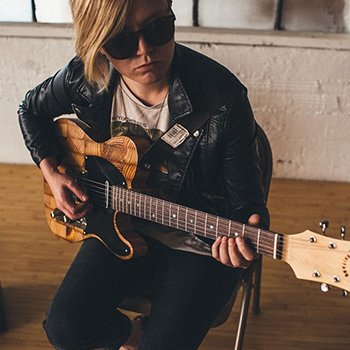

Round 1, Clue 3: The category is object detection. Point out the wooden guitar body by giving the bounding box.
[44,118,150,259]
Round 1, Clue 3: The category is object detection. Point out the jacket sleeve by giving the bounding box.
[18,61,74,166]
[203,89,270,229]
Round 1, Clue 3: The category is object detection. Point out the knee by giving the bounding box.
[43,305,131,350]
[43,307,87,350]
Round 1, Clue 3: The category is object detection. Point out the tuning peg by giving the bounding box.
[341,225,346,240]
[343,290,348,297]
[319,220,329,235]
[321,283,331,292]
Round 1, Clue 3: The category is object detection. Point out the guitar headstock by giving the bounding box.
[283,223,350,294]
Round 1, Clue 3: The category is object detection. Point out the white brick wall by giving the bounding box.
[1,25,350,182]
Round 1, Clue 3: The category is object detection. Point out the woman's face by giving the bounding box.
[102,0,175,88]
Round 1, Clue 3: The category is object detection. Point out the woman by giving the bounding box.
[18,0,269,349]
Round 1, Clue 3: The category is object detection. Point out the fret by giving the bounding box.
[111,185,115,211]
[169,202,172,227]
[149,197,152,221]
[161,200,165,225]
[118,187,121,212]
[143,193,147,219]
[204,213,208,237]
[153,198,158,222]
[127,189,130,213]
[273,233,278,259]
[105,181,110,209]
[212,216,217,237]
[124,188,127,213]
[228,220,231,239]
[242,224,245,238]
[114,186,117,211]
[118,187,121,211]
[176,205,179,229]
[194,211,198,234]
[257,228,261,253]
[138,192,142,218]
[185,207,188,232]
[133,191,136,216]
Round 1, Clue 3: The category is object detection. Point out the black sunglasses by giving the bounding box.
[104,12,176,60]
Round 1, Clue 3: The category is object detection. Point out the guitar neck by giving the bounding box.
[106,184,283,260]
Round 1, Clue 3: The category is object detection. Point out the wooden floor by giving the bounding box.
[1,163,350,350]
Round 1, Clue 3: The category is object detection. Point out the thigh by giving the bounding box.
[139,247,242,350]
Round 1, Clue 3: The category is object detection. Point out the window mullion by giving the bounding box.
[274,0,284,30]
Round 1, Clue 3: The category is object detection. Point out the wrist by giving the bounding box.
[40,157,59,178]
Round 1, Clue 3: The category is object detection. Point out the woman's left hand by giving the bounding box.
[211,214,260,269]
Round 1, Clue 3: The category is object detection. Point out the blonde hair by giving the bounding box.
[70,0,132,90]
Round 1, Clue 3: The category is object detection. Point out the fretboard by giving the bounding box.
[106,184,282,260]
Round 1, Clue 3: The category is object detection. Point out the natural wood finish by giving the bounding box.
[282,230,350,292]
[1,163,350,349]
[44,119,150,259]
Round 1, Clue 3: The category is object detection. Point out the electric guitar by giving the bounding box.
[44,118,350,293]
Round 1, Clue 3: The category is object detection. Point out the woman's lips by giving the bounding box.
[136,61,160,71]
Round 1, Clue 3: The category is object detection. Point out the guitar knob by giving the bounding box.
[343,290,348,297]
[321,283,331,292]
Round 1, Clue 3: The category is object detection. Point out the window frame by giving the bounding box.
[1,22,350,52]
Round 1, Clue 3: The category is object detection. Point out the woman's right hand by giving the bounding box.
[40,157,91,220]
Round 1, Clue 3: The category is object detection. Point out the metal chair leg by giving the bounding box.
[252,256,262,315]
[233,266,254,350]
[0,280,7,333]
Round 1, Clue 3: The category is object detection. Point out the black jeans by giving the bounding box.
[43,236,242,350]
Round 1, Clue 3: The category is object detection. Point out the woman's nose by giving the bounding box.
[136,34,154,56]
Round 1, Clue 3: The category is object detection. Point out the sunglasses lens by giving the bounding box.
[144,16,175,46]
[104,32,138,60]
[104,15,175,60]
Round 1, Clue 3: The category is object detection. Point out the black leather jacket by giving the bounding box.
[18,44,269,228]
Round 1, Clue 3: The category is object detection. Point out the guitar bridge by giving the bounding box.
[50,208,88,230]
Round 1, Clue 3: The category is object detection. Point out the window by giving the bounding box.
[1,0,349,33]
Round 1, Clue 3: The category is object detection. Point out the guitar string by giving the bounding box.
[79,178,339,257]
[72,177,349,256]
[81,177,276,241]
[68,180,348,259]
[81,179,349,258]
[72,177,282,256]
